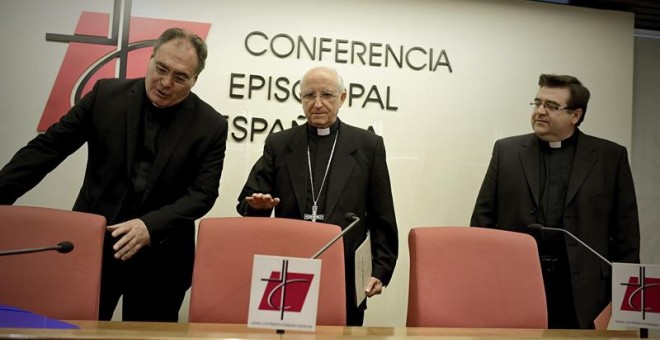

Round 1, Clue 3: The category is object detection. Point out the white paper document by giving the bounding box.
[354,233,372,307]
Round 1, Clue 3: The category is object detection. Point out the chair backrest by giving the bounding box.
[594,302,612,330]
[189,217,346,325]
[0,205,106,320]
[407,226,547,328]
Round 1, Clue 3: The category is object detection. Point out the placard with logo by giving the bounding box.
[247,255,321,332]
[611,262,660,330]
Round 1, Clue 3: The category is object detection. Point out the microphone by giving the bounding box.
[0,241,75,257]
[311,212,360,259]
[527,224,611,266]
[57,241,74,254]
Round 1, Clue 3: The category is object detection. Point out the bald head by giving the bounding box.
[301,66,345,92]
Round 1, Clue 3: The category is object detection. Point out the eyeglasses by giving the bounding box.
[530,100,573,113]
[300,90,339,102]
[151,62,195,86]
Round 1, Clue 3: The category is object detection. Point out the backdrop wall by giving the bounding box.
[0,0,637,326]
[633,36,660,267]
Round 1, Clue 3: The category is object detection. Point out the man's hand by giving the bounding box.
[107,218,151,261]
[365,277,384,297]
[245,193,280,210]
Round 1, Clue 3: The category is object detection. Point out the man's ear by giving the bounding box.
[338,90,347,107]
[571,108,583,125]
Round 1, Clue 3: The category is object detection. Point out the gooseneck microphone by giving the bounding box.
[527,223,611,266]
[311,212,360,259]
[0,241,75,257]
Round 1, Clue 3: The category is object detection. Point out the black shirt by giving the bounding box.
[304,120,340,221]
[131,100,179,204]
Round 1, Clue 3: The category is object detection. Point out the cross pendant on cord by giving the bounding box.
[303,204,324,222]
[311,204,318,222]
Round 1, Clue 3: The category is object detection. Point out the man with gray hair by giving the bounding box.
[237,66,398,326]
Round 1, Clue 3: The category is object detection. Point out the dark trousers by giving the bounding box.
[540,255,581,329]
[98,233,191,322]
[346,297,366,326]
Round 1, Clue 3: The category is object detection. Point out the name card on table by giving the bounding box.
[611,262,660,330]
[247,255,321,332]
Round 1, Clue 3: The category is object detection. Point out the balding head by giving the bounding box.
[299,66,347,128]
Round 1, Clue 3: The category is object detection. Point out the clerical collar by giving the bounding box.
[549,141,562,149]
[306,120,339,136]
[540,130,579,149]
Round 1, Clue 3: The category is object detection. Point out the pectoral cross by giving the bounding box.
[311,205,319,222]
[303,205,324,222]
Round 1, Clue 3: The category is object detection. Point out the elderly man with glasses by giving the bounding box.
[0,28,228,322]
[471,74,640,329]
[236,66,399,326]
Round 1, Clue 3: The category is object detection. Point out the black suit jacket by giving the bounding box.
[471,130,640,328]
[237,120,398,296]
[0,78,228,283]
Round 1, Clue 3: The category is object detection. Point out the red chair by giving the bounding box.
[189,217,346,325]
[407,226,547,328]
[0,205,106,320]
[594,302,612,330]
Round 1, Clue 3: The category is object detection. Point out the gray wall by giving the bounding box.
[633,34,660,266]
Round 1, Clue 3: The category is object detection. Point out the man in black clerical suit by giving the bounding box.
[471,74,639,329]
[237,66,398,326]
[0,28,228,322]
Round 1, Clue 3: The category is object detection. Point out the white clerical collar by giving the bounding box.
[549,141,562,149]
[316,127,330,136]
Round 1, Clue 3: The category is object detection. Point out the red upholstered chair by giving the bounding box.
[189,217,346,325]
[594,302,612,330]
[407,226,547,328]
[0,205,106,320]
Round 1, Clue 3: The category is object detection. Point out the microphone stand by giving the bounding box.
[0,241,74,257]
[311,213,360,259]
[530,224,611,265]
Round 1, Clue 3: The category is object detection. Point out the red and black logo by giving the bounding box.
[38,0,210,131]
[620,266,660,320]
[258,259,315,320]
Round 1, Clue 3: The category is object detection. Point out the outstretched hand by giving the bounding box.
[245,193,281,210]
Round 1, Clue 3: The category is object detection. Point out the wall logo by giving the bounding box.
[38,0,210,131]
[620,266,660,320]
[258,259,314,319]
